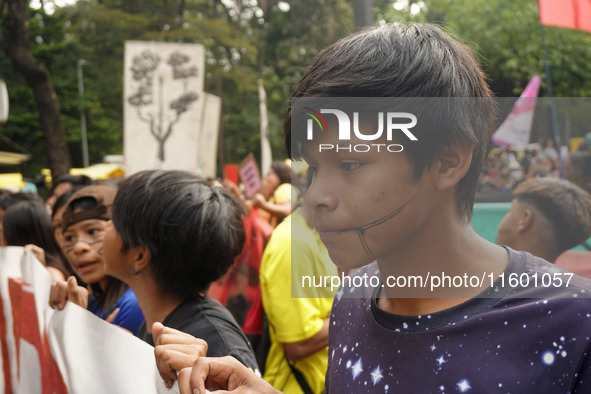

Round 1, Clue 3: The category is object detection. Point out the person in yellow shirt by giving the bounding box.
[253,160,299,227]
[259,198,337,393]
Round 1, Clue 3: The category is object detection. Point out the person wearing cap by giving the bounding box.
[48,185,144,335]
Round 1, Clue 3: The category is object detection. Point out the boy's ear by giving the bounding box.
[130,246,151,275]
[433,140,474,191]
[516,208,534,233]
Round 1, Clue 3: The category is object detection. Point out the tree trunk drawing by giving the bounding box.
[128,49,198,162]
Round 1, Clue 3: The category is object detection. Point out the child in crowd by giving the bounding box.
[1,198,71,281]
[497,177,591,263]
[49,186,144,335]
[101,170,258,385]
[167,22,591,394]
[45,174,94,210]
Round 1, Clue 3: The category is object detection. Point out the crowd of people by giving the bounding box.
[3,21,591,394]
[478,137,591,194]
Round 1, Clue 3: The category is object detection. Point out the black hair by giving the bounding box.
[270,161,292,185]
[47,174,94,199]
[0,192,38,211]
[2,199,72,276]
[112,170,246,299]
[512,178,591,253]
[285,22,496,220]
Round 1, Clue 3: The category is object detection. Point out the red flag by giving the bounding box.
[539,0,591,33]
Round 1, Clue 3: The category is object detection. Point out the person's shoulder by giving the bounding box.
[169,297,240,331]
[522,249,591,295]
[272,183,296,203]
[490,249,591,314]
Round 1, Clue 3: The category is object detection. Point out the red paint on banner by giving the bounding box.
[8,278,68,393]
[0,284,13,394]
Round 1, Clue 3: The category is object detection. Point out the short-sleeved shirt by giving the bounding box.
[138,296,259,373]
[261,210,338,393]
[326,248,591,393]
[88,287,144,335]
[267,183,299,227]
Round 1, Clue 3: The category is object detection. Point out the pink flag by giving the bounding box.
[492,76,541,148]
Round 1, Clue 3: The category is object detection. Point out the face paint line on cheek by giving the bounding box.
[352,197,414,260]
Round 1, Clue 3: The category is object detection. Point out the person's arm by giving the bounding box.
[252,193,291,221]
[282,317,329,361]
[178,356,281,394]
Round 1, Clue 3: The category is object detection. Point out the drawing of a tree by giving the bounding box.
[128,49,199,161]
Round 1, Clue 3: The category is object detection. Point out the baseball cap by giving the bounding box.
[61,185,117,231]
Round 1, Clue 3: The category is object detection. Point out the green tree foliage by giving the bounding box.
[1,0,590,179]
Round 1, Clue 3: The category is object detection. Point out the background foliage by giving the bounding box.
[0,0,590,178]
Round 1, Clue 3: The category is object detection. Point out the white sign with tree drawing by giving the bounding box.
[124,41,205,175]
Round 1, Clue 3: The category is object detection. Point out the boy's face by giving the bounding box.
[302,128,436,270]
[62,218,109,285]
[102,221,134,281]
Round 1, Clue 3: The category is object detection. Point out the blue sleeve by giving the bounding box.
[110,289,145,335]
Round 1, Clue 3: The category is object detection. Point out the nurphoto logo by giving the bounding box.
[305,108,418,152]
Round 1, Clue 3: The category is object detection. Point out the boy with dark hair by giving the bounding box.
[290,22,591,393]
[102,170,259,381]
[497,177,591,262]
[159,23,591,393]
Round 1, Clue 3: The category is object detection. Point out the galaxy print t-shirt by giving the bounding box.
[326,248,591,393]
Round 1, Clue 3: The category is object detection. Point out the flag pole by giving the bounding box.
[537,3,561,149]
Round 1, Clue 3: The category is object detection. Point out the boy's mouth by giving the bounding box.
[76,260,98,273]
[317,228,351,241]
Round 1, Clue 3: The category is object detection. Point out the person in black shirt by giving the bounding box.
[101,170,259,388]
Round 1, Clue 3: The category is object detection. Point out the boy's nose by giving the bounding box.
[305,172,338,212]
[72,239,91,254]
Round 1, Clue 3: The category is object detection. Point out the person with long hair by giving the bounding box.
[1,198,71,281]
[48,186,144,334]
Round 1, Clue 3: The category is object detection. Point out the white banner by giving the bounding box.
[0,247,178,394]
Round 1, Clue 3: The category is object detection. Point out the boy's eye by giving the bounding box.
[88,229,102,236]
[308,166,318,177]
[340,162,363,171]
[63,234,74,243]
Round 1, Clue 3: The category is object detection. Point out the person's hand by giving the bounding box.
[153,322,208,389]
[48,276,88,310]
[24,244,46,266]
[178,356,281,394]
[252,193,266,208]
[222,180,245,201]
[106,308,120,324]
